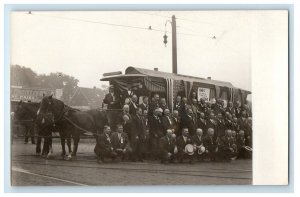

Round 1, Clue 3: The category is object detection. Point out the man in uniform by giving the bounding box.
[159,129,176,164]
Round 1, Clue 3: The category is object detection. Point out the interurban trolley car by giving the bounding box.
[101,66,251,110]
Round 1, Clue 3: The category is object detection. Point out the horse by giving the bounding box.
[14,101,54,157]
[14,100,72,159]
[37,95,108,160]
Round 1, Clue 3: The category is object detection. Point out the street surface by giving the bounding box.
[11,138,252,186]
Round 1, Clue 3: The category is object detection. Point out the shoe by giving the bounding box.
[24,142,28,144]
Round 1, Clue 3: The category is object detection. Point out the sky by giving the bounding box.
[11,11,255,91]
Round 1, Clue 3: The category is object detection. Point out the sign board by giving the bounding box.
[197,87,210,101]
[55,89,63,99]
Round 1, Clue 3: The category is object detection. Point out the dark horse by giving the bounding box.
[14,101,54,157]
[38,95,108,159]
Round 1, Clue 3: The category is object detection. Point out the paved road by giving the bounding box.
[11,138,252,186]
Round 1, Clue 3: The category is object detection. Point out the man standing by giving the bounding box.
[171,110,180,137]
[139,96,149,113]
[181,108,197,136]
[110,124,132,161]
[94,125,117,163]
[129,95,139,115]
[159,129,176,164]
[191,99,199,119]
[173,95,182,111]
[159,98,168,112]
[103,85,120,129]
[197,112,207,135]
[149,108,164,160]
[161,108,173,132]
[148,93,160,117]
[176,128,195,164]
[131,107,146,161]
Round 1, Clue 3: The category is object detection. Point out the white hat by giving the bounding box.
[197,145,206,155]
[185,144,195,155]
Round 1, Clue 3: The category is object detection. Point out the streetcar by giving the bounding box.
[100,66,251,110]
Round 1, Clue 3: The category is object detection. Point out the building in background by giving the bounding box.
[10,86,60,102]
[69,86,107,110]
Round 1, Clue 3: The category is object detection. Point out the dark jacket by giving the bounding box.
[159,135,176,154]
[149,115,163,138]
[103,93,120,109]
[110,132,130,150]
[181,114,197,136]
[176,135,194,153]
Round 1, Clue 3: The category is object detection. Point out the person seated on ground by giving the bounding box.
[192,128,206,161]
[110,124,132,161]
[219,129,238,161]
[94,125,117,163]
[176,128,195,164]
[204,128,219,161]
[236,130,252,159]
[159,129,176,164]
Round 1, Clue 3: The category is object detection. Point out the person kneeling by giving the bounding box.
[94,125,117,163]
[159,129,176,164]
[176,128,195,164]
[111,124,132,161]
[219,129,238,161]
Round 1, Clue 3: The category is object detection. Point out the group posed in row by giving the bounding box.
[94,86,252,164]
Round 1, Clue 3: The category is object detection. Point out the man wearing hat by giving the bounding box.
[176,128,195,164]
[159,129,176,164]
[192,128,206,161]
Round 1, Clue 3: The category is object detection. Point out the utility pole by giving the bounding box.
[163,15,178,74]
[171,15,177,74]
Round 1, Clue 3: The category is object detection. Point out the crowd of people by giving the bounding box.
[94,85,252,164]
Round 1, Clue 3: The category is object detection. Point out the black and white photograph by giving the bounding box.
[9,9,288,186]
